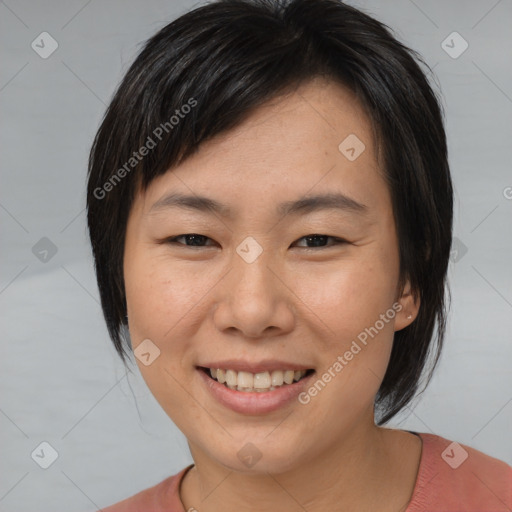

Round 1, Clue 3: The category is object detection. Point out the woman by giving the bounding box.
[86,0,512,510]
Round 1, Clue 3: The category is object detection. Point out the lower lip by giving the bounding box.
[197,368,315,415]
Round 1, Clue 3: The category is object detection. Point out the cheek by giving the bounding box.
[294,249,399,339]
[292,240,399,399]
[125,254,199,334]
[123,252,206,420]
[295,266,397,430]
[124,251,224,381]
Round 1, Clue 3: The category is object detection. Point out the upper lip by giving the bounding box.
[198,359,314,374]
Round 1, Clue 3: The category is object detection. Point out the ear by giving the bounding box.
[394,279,420,332]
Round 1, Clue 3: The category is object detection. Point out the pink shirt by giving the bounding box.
[101,432,512,511]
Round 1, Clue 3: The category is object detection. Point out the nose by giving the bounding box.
[212,243,295,339]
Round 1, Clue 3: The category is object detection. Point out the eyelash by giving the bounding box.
[165,233,349,249]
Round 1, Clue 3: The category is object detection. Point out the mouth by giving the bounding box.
[197,366,315,393]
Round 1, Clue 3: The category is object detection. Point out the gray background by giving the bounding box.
[1,0,511,510]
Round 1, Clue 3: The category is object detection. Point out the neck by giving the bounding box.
[180,414,421,512]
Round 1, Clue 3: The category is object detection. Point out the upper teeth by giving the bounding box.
[209,368,308,391]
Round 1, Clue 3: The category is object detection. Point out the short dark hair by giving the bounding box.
[86,0,453,425]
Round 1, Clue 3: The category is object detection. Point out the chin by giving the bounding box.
[201,439,307,475]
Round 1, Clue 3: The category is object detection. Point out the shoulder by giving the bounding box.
[100,464,193,512]
[407,432,512,511]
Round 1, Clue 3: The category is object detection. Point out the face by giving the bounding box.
[123,77,418,474]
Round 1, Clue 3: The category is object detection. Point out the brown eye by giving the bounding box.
[167,234,216,247]
[293,234,348,249]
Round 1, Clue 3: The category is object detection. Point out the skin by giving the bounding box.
[123,76,422,512]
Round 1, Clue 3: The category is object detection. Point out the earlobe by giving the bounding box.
[394,281,420,332]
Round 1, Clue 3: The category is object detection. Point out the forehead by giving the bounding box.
[136,77,388,221]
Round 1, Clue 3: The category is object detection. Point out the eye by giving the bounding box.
[166,234,216,247]
[292,234,348,249]
[165,233,347,249]
[166,233,348,249]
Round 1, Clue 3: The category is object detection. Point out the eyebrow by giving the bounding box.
[148,191,368,218]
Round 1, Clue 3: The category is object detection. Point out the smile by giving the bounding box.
[196,366,317,415]
[200,366,314,392]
